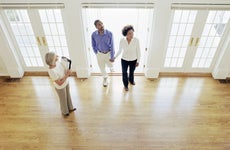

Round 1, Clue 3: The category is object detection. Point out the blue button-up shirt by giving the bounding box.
[91,29,115,59]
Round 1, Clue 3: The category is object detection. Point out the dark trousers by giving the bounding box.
[121,59,137,88]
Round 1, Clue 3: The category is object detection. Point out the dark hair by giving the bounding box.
[94,19,102,26]
[122,25,134,36]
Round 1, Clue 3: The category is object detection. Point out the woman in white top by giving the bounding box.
[115,25,141,91]
[45,52,76,116]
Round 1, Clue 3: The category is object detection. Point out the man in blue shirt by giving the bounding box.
[91,20,115,87]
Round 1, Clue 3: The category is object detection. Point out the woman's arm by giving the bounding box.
[115,39,123,59]
[136,38,141,67]
[54,70,71,86]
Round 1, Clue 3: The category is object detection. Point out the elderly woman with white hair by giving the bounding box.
[45,52,76,116]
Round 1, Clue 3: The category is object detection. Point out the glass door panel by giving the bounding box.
[192,11,230,68]
[164,10,197,68]
[39,9,69,58]
[82,8,154,73]
[4,9,44,67]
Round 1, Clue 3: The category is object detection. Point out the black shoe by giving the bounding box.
[70,108,76,113]
[130,81,135,85]
[63,113,69,116]
[124,87,129,91]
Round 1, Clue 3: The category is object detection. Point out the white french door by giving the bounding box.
[82,7,154,73]
[2,8,69,71]
[163,9,230,72]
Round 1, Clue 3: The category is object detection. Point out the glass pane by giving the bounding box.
[179,48,186,57]
[20,10,30,22]
[15,36,24,46]
[168,36,176,47]
[39,10,48,22]
[62,47,69,56]
[205,58,212,67]
[46,36,54,46]
[11,25,20,35]
[199,37,207,47]
[195,48,202,58]
[53,36,60,46]
[223,11,230,23]
[60,36,67,46]
[19,25,27,35]
[33,47,40,56]
[202,48,209,57]
[199,59,205,67]
[184,24,193,35]
[57,23,65,35]
[171,58,177,67]
[208,48,216,58]
[181,11,189,23]
[177,58,184,67]
[188,11,197,23]
[178,24,186,35]
[24,58,31,66]
[202,24,211,36]
[207,11,216,23]
[37,58,44,66]
[166,48,173,57]
[47,10,55,22]
[43,23,51,35]
[192,58,199,67]
[164,58,170,67]
[206,37,214,47]
[212,37,220,47]
[210,24,217,36]
[25,25,33,35]
[174,10,182,23]
[54,10,62,22]
[55,47,62,56]
[171,24,179,35]
[50,23,58,35]
[20,47,28,57]
[29,36,37,46]
[5,9,43,67]
[173,48,179,57]
[175,36,183,47]
[49,46,56,52]
[182,36,190,47]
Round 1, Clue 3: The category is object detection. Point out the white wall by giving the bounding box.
[0,56,7,76]
[212,21,230,79]
[0,15,24,78]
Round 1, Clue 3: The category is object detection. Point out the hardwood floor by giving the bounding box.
[0,76,229,150]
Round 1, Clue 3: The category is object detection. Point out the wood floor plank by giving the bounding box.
[0,76,229,150]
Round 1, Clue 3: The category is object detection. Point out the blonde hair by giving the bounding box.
[45,52,56,66]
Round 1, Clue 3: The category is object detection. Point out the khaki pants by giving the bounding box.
[55,84,74,115]
[96,52,113,78]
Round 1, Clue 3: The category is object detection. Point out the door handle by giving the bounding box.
[189,37,194,46]
[42,37,47,46]
[36,37,41,46]
[195,38,200,47]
